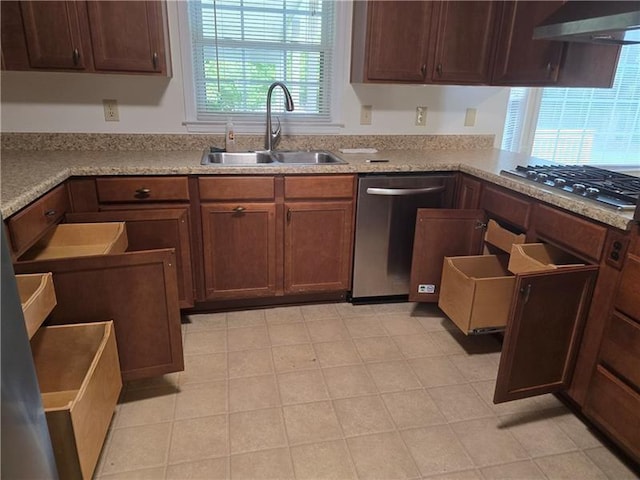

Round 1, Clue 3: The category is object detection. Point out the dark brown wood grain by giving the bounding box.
[14,249,184,381]
[284,201,354,294]
[409,209,485,303]
[95,176,190,203]
[87,1,168,74]
[430,1,499,84]
[199,176,276,201]
[480,184,532,229]
[456,174,482,209]
[284,175,355,200]
[494,265,598,403]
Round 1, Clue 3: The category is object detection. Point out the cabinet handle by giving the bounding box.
[233,206,246,214]
[135,188,151,198]
[287,208,292,222]
[420,64,427,77]
[545,62,554,78]
[44,209,57,217]
[72,48,80,66]
[520,284,532,304]
[474,221,487,230]
[152,52,159,70]
[436,63,443,77]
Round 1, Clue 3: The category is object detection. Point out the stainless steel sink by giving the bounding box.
[201,152,275,165]
[270,151,346,164]
[200,150,347,166]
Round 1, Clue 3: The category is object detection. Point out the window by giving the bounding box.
[181,0,344,132]
[502,43,640,166]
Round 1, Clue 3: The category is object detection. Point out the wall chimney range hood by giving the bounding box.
[533,1,640,45]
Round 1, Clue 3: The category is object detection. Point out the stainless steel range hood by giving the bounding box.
[533,1,640,45]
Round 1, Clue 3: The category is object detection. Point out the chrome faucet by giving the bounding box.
[264,81,294,151]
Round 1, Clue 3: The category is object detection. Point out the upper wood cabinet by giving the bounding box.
[430,1,499,84]
[351,0,621,87]
[1,1,171,75]
[492,1,565,85]
[352,1,433,82]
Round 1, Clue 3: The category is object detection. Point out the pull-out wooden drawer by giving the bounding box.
[16,272,57,339]
[7,184,70,256]
[584,365,640,462]
[18,223,127,261]
[599,312,640,387]
[284,175,355,199]
[96,176,190,202]
[31,321,122,480]
[199,176,275,201]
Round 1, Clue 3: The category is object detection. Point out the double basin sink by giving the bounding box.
[201,150,347,166]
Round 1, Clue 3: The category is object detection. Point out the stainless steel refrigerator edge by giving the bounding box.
[352,174,456,300]
[1,228,58,478]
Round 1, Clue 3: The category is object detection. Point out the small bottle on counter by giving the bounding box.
[225,118,236,152]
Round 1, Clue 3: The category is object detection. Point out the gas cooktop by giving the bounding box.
[501,165,640,211]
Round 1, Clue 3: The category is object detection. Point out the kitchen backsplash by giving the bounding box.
[0,133,494,151]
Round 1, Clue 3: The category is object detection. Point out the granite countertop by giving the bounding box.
[0,148,635,230]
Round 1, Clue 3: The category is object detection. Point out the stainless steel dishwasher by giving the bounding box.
[351,174,456,301]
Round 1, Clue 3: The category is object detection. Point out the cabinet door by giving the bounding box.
[409,209,485,302]
[19,1,89,69]
[494,265,598,403]
[87,1,166,73]
[284,201,353,293]
[365,1,432,82]
[66,209,194,308]
[431,1,499,84]
[201,203,277,300]
[14,249,184,382]
[456,175,482,209]
[492,1,565,85]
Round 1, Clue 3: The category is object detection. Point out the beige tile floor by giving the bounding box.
[94,303,638,480]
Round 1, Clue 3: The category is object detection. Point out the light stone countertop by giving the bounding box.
[0,148,635,230]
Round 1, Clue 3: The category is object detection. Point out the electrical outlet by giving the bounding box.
[103,99,119,122]
[464,108,477,127]
[360,105,372,125]
[415,106,427,126]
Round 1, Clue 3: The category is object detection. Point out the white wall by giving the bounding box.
[0,1,510,145]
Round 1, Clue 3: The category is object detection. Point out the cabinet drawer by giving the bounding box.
[199,176,275,201]
[31,321,122,480]
[285,175,355,199]
[96,177,189,202]
[19,223,128,262]
[533,204,607,262]
[16,273,57,339]
[600,312,640,387]
[480,185,531,229]
[615,253,640,321]
[585,365,640,461]
[7,184,70,255]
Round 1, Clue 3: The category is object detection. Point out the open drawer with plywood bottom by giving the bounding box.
[7,183,184,382]
[410,209,598,405]
[15,272,121,480]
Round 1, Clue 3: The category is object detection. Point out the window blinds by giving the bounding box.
[187,0,335,122]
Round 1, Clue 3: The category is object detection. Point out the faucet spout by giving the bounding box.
[265,82,294,151]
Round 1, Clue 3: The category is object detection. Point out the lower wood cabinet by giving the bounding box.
[410,207,598,406]
[198,175,355,301]
[284,201,353,294]
[201,203,278,300]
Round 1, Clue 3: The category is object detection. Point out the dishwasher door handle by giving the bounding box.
[366,186,445,196]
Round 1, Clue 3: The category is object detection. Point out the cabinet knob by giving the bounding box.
[152,52,159,70]
[233,206,246,214]
[436,63,443,77]
[135,188,151,198]
[72,48,80,66]
[287,209,292,222]
[44,209,57,217]
[420,64,427,77]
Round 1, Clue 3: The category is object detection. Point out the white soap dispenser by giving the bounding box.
[225,117,236,152]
